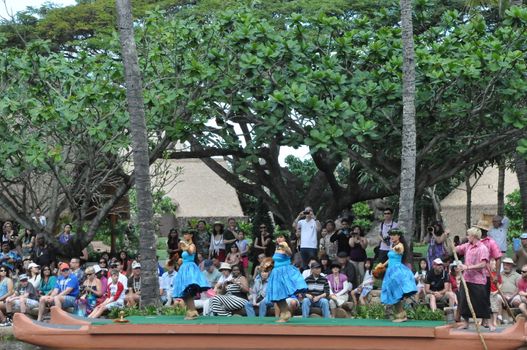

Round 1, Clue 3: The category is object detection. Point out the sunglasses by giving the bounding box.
[0,270,6,273]
[86,273,93,276]
[61,269,70,272]
[522,271,527,273]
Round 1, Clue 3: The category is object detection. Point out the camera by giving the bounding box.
[427,226,434,233]
[382,236,391,245]
[303,211,310,215]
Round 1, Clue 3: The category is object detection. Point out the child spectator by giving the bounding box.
[351,258,374,306]
[88,269,125,318]
[225,244,241,268]
[489,259,502,331]
[414,258,428,302]
[235,232,249,276]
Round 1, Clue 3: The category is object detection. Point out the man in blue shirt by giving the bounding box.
[0,242,21,272]
[37,262,79,321]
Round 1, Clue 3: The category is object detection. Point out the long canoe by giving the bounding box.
[13,307,527,350]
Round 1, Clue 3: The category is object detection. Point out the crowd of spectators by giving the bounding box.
[0,208,525,326]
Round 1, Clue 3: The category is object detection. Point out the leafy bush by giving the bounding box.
[352,202,374,231]
[505,189,524,241]
[107,305,186,319]
[355,304,386,319]
[406,305,444,321]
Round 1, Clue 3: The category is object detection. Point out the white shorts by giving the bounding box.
[105,300,124,310]
[13,299,39,309]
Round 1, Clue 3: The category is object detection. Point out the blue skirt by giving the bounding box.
[266,264,307,302]
[172,262,210,298]
[381,263,417,305]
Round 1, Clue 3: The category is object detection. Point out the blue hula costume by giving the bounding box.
[381,250,417,305]
[266,252,307,302]
[172,251,210,298]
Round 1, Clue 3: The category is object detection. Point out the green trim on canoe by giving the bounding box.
[92,316,445,328]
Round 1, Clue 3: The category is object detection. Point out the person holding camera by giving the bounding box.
[348,225,368,284]
[330,218,351,257]
[426,222,448,269]
[293,207,321,270]
[377,208,398,263]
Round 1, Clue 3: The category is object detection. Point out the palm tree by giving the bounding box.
[115,0,159,306]
[398,0,417,242]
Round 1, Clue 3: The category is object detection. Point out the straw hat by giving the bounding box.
[219,262,231,271]
[473,219,491,231]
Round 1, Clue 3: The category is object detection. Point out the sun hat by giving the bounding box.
[218,262,231,271]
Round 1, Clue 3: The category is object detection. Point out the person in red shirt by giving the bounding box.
[489,259,503,331]
[88,269,125,318]
[517,264,527,319]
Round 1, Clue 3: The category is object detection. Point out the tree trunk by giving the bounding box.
[116,0,159,307]
[466,172,472,230]
[514,152,527,230]
[398,0,417,244]
[497,159,506,216]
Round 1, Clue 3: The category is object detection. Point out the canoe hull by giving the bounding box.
[14,310,527,350]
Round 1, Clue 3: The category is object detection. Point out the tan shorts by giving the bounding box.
[490,293,502,313]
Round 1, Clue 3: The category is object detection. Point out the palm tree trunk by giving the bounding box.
[497,159,506,216]
[398,0,417,244]
[116,0,159,307]
[466,172,472,230]
[514,153,527,230]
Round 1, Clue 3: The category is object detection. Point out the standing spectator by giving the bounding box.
[488,215,510,254]
[70,257,85,283]
[318,222,335,261]
[348,225,368,283]
[377,208,398,263]
[27,262,41,289]
[330,218,351,256]
[1,222,17,249]
[235,232,249,276]
[37,262,79,322]
[209,222,226,262]
[32,235,55,270]
[57,224,73,244]
[3,274,39,324]
[39,265,57,296]
[195,220,210,258]
[294,207,321,269]
[424,258,456,311]
[125,262,142,307]
[166,228,181,260]
[302,261,330,318]
[223,218,239,252]
[19,228,36,258]
[455,227,490,330]
[327,262,351,318]
[88,269,125,318]
[514,233,527,270]
[426,222,447,269]
[251,225,272,274]
[0,242,20,272]
[32,207,47,228]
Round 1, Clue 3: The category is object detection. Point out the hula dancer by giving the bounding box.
[265,234,307,322]
[377,228,417,322]
[172,229,210,320]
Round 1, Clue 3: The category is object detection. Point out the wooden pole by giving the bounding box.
[447,236,488,350]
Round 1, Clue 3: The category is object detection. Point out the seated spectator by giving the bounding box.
[327,262,351,318]
[302,261,330,318]
[225,244,241,268]
[125,262,142,307]
[302,257,322,279]
[3,274,39,325]
[0,267,14,314]
[252,253,266,280]
[209,265,248,316]
[489,258,502,331]
[160,260,176,305]
[501,257,520,308]
[425,258,456,311]
[39,265,57,296]
[351,258,374,306]
[78,266,103,316]
[89,269,125,318]
[336,251,358,291]
[214,263,233,292]
[98,257,109,272]
[27,262,41,289]
[19,229,36,258]
[93,264,107,306]
[70,257,85,283]
[245,270,271,317]
[319,254,331,275]
[516,264,527,317]
[37,262,79,321]
[0,242,21,272]
[202,259,221,287]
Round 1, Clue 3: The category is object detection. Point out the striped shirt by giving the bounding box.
[304,274,330,297]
